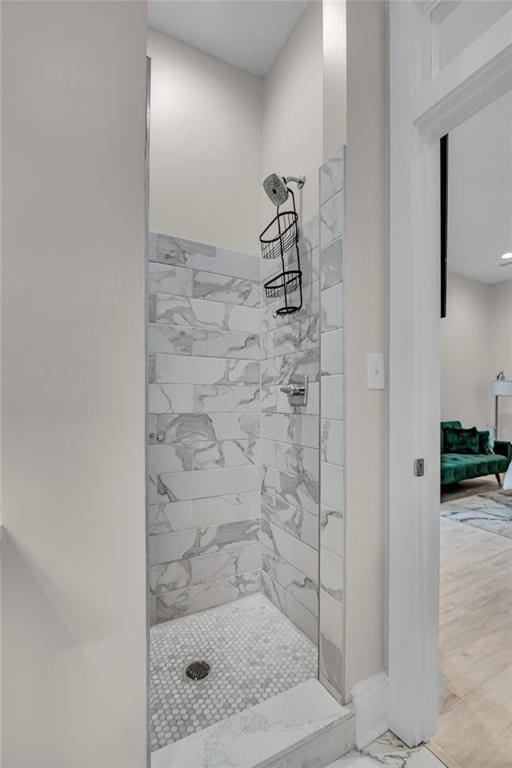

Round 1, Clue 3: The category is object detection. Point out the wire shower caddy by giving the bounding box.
[260,187,303,315]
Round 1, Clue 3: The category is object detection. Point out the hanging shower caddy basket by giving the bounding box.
[259,210,298,261]
[260,187,303,315]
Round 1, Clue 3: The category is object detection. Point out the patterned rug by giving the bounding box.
[441,490,512,539]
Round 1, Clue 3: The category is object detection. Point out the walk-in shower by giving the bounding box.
[147,205,321,749]
[146,3,345,758]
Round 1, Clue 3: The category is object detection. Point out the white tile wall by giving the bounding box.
[319,146,346,703]
[147,235,263,623]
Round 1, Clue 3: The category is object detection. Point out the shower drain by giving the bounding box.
[185,660,210,681]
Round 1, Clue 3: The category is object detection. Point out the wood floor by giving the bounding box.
[441,475,502,503]
[428,483,512,767]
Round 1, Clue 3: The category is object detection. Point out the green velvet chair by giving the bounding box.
[441,420,512,487]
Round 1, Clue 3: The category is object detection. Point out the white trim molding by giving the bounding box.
[389,0,512,750]
[351,672,389,749]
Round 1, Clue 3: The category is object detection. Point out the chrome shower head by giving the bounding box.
[263,173,289,207]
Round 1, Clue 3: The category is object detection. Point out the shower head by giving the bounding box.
[263,174,289,207]
[263,173,306,207]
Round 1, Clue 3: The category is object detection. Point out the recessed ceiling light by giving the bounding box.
[501,253,512,260]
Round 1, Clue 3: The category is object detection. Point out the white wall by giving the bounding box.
[148,4,323,247]
[344,0,388,693]
[441,273,494,428]
[323,0,347,159]
[441,274,512,439]
[262,2,323,225]
[1,2,148,765]
[147,27,262,255]
[490,280,512,440]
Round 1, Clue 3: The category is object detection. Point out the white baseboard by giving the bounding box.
[351,672,389,749]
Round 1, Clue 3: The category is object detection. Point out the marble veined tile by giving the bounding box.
[147,415,157,443]
[262,467,318,517]
[262,316,319,359]
[261,246,319,289]
[260,439,278,467]
[260,518,318,583]
[321,462,344,512]
[148,261,193,297]
[262,493,318,550]
[322,419,344,466]
[321,375,344,420]
[149,541,261,595]
[261,412,319,448]
[151,679,354,768]
[321,329,343,375]
[149,594,318,748]
[275,442,319,481]
[260,387,278,414]
[320,193,344,247]
[329,732,447,767]
[153,354,260,385]
[147,439,259,474]
[148,443,194,474]
[320,504,344,559]
[320,588,344,649]
[155,412,260,444]
[320,630,344,705]
[320,548,344,603]
[151,294,259,333]
[192,439,259,470]
[260,571,319,645]
[150,233,260,281]
[148,466,260,503]
[154,568,260,623]
[261,280,319,333]
[193,271,260,307]
[300,213,320,254]
[148,383,260,415]
[148,518,260,566]
[321,281,343,332]
[148,384,194,414]
[319,584,344,701]
[147,490,260,534]
[320,147,344,206]
[148,324,261,360]
[321,239,343,290]
[261,545,318,616]
[261,348,320,386]
[194,384,260,413]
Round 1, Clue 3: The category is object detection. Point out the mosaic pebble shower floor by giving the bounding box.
[149,593,318,749]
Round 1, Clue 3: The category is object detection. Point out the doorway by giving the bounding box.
[433,90,512,766]
[389,0,512,752]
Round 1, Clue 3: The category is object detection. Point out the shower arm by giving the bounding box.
[283,175,306,190]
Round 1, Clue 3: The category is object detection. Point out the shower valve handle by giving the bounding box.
[280,384,305,396]
[279,376,308,407]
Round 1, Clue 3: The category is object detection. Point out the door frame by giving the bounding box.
[388,1,512,747]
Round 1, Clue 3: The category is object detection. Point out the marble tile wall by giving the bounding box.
[319,147,345,702]
[259,213,321,646]
[147,233,262,623]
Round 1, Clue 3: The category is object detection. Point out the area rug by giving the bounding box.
[441,490,512,539]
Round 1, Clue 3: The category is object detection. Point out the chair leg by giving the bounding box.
[495,473,502,487]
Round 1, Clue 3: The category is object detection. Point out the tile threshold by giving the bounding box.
[151,678,355,768]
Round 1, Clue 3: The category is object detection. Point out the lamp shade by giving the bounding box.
[490,379,512,396]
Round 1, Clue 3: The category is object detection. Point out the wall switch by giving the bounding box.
[367,352,385,390]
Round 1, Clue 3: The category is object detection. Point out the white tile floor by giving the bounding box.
[329,732,447,768]
[149,593,317,750]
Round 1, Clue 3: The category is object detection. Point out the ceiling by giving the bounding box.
[147,1,309,76]
[449,89,512,284]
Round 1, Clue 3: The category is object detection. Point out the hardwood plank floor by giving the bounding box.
[428,515,512,767]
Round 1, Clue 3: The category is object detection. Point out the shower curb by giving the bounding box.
[151,678,355,768]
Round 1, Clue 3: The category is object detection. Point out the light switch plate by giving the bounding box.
[367,352,385,390]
